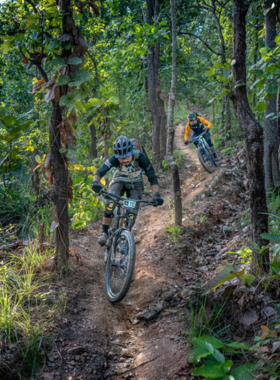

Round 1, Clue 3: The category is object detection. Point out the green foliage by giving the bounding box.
[204,255,258,294]
[165,224,182,243]
[189,336,256,379]
[69,165,105,229]
[0,244,65,376]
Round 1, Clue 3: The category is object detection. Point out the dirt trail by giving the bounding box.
[40,119,238,380]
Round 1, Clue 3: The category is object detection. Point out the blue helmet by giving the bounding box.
[113,136,132,158]
[188,112,197,121]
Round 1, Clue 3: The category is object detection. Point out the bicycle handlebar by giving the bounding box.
[190,131,206,143]
[100,189,156,206]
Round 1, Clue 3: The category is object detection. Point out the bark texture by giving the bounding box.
[231,0,269,272]
[264,0,280,189]
[146,0,161,166]
[167,0,182,226]
[49,102,69,271]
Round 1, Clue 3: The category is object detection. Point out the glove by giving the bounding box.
[184,140,189,145]
[204,128,210,133]
[92,181,102,194]
[153,192,164,207]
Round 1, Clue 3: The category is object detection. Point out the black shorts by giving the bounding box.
[104,181,144,216]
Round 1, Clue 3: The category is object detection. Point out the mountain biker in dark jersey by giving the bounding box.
[91,136,164,246]
[184,112,218,161]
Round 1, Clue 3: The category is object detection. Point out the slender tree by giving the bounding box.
[231,0,269,272]
[167,0,182,226]
[263,0,280,190]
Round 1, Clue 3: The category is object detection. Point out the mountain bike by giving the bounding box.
[100,190,156,303]
[191,131,218,173]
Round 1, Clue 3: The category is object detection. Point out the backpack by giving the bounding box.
[131,138,145,159]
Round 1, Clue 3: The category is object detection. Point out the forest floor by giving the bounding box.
[39,113,251,380]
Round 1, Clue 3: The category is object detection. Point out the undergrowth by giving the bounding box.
[0,243,66,378]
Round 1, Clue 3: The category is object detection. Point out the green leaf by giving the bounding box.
[188,347,211,363]
[256,102,267,112]
[275,35,280,43]
[223,360,233,372]
[47,40,60,50]
[227,342,250,350]
[204,265,241,294]
[68,69,91,87]
[1,40,12,54]
[206,67,216,76]
[241,274,255,287]
[195,336,224,349]
[261,232,280,243]
[231,363,255,380]
[192,364,226,378]
[267,84,278,95]
[259,47,270,55]
[59,147,67,153]
[67,57,83,65]
[56,75,71,86]
[87,98,102,107]
[50,58,66,67]
[266,112,275,119]
[35,155,42,164]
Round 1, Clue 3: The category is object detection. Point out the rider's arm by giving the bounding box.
[184,122,191,141]
[198,116,212,129]
[138,154,159,193]
[93,156,120,182]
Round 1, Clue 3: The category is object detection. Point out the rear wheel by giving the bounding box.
[105,229,136,303]
[197,146,215,173]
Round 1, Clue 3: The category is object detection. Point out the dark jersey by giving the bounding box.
[95,153,159,186]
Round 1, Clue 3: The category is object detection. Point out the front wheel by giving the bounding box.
[105,229,136,303]
[197,146,215,173]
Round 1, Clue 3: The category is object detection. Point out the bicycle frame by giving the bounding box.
[100,190,155,252]
[191,131,210,150]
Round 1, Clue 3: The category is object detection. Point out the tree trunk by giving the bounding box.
[167,0,182,226]
[225,95,231,133]
[264,0,280,190]
[146,0,161,166]
[212,4,231,131]
[155,41,167,162]
[31,148,40,194]
[89,118,97,158]
[49,102,69,271]
[231,0,269,272]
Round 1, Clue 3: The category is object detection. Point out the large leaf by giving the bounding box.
[68,57,83,65]
[192,364,226,378]
[188,347,210,363]
[230,363,255,380]
[261,232,280,243]
[68,69,91,87]
[204,265,243,294]
[56,75,71,86]
[194,336,224,349]
[227,342,250,350]
[193,338,225,364]
[256,102,267,112]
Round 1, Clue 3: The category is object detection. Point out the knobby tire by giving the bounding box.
[105,229,136,303]
[197,146,215,173]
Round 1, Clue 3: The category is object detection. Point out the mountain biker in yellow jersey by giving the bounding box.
[184,112,218,161]
[91,136,164,246]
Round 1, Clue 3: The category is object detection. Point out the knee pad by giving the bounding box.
[206,139,213,147]
[104,200,115,218]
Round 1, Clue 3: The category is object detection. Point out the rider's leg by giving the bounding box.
[204,131,218,160]
[98,181,123,246]
[125,182,144,228]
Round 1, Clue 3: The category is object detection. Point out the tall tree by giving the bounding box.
[231,0,269,272]
[263,0,280,190]
[167,0,182,226]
